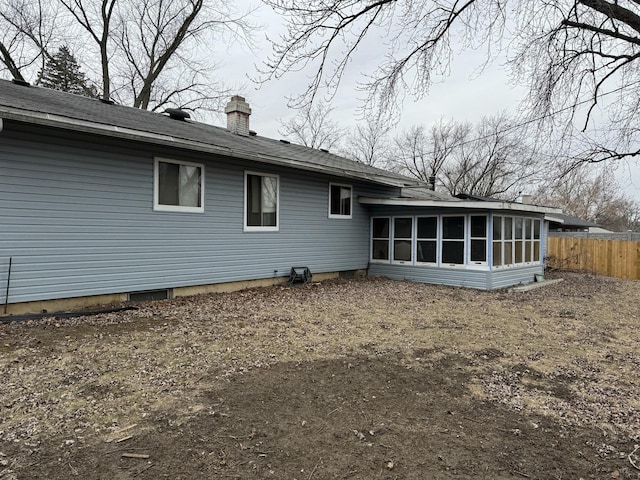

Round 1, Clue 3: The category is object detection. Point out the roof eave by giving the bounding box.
[0,109,415,188]
[359,196,564,215]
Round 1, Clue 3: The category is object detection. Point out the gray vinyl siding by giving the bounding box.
[368,264,491,289]
[0,128,397,304]
[369,263,543,290]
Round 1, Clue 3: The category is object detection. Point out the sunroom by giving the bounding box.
[360,194,562,290]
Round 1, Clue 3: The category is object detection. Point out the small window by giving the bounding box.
[329,183,352,218]
[416,216,437,264]
[154,158,204,213]
[245,172,279,231]
[371,217,390,261]
[393,217,413,263]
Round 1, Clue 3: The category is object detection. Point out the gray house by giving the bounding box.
[0,79,561,314]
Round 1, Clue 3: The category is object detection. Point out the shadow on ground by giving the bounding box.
[16,354,635,479]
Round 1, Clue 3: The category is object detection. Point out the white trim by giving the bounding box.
[153,157,204,213]
[243,170,280,232]
[328,182,353,219]
[358,196,562,215]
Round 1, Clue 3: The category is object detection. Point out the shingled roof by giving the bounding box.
[0,79,420,188]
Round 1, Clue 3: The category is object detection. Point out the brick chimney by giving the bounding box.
[225,95,251,136]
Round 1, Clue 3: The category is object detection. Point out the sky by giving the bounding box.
[217,3,640,202]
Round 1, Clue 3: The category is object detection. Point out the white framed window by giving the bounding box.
[328,183,352,218]
[244,171,279,231]
[492,215,542,268]
[153,157,204,213]
[504,216,514,266]
[492,216,503,268]
[441,216,465,267]
[416,216,438,264]
[469,215,488,265]
[533,219,541,262]
[392,217,413,264]
[371,217,390,262]
[514,217,525,264]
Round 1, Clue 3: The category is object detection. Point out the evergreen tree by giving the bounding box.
[37,46,97,97]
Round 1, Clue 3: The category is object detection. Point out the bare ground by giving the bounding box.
[1,271,640,479]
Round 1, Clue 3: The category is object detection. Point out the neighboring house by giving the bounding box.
[0,79,562,314]
[546,213,602,232]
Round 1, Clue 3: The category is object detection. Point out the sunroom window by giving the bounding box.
[470,215,488,264]
[492,216,503,267]
[393,217,413,263]
[371,217,390,261]
[441,216,465,265]
[154,158,204,213]
[493,215,541,267]
[416,216,437,264]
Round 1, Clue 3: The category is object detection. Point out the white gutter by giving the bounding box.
[358,196,563,215]
[0,109,417,189]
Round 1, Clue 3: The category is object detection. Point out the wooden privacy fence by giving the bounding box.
[547,236,640,280]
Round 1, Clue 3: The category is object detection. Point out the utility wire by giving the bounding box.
[412,78,640,156]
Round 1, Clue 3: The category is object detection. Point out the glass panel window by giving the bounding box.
[245,172,279,229]
[515,217,524,264]
[393,217,413,262]
[372,218,390,261]
[417,217,437,264]
[533,219,541,262]
[525,218,533,262]
[154,158,204,213]
[329,183,352,218]
[492,216,503,267]
[470,216,487,264]
[503,217,514,264]
[441,216,465,265]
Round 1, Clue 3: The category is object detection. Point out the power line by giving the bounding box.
[415,79,640,156]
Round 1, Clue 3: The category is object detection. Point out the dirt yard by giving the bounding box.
[1,271,640,479]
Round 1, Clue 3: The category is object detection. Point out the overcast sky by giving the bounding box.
[215,3,640,203]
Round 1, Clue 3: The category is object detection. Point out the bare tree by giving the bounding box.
[0,0,254,112]
[392,115,541,199]
[58,0,116,101]
[342,114,392,167]
[115,0,253,111]
[0,0,62,81]
[278,102,346,150]
[532,164,640,231]
[260,0,640,163]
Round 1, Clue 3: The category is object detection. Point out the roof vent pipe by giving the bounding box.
[428,176,436,191]
[225,95,251,136]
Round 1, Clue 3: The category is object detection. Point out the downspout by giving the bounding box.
[4,257,12,314]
